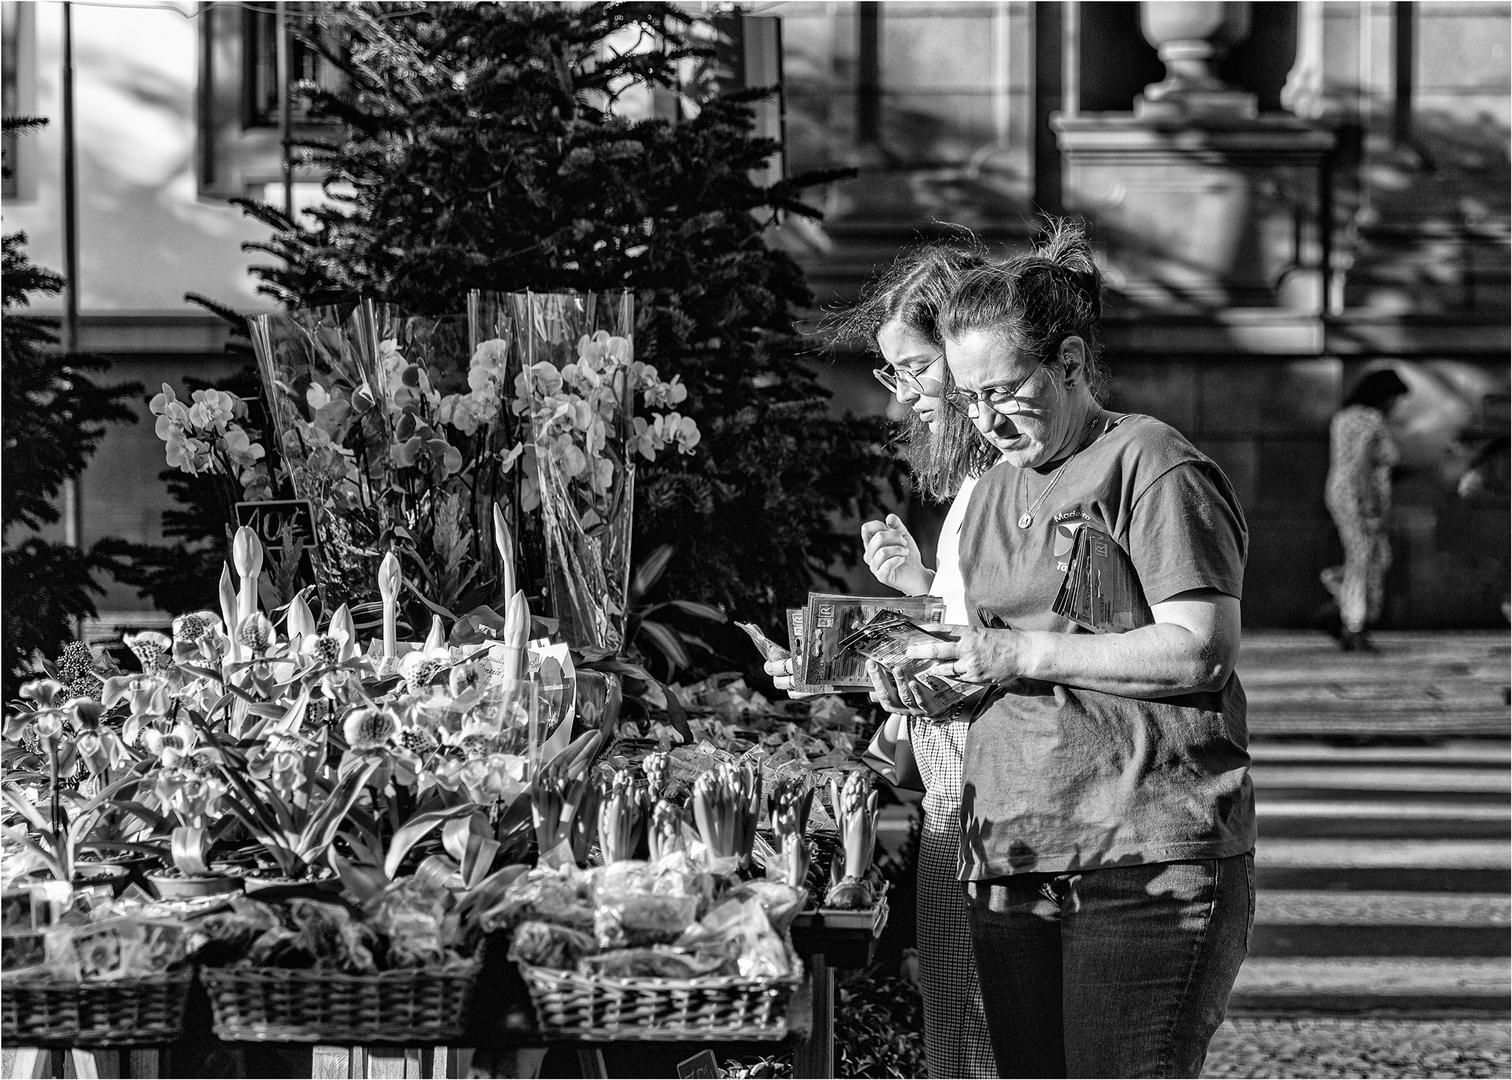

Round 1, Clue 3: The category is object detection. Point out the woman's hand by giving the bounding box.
[861,514,934,596]
[866,660,933,716]
[905,626,1025,685]
[763,657,824,700]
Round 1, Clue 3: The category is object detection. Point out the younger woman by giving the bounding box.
[772,244,999,1078]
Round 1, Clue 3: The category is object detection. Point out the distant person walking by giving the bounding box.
[1321,369,1410,651]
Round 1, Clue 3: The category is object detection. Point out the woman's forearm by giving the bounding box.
[1015,622,1230,698]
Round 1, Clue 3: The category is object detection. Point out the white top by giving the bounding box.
[931,475,979,625]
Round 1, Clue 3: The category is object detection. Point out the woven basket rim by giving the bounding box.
[518,962,803,992]
[3,967,193,990]
[201,959,479,984]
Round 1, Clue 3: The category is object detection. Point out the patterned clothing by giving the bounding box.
[913,717,997,1078]
[1322,405,1399,632]
[911,476,996,1078]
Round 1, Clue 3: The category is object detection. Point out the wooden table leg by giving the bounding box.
[312,1047,355,1078]
[65,1050,119,1079]
[363,1048,426,1078]
[791,952,834,1079]
[428,1047,473,1079]
[574,1050,607,1079]
[127,1051,159,1079]
[5,1048,50,1078]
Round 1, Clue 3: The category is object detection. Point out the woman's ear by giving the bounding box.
[1060,336,1087,385]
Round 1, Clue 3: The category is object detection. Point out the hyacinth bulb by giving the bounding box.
[232,526,264,580]
[286,589,317,641]
[344,706,398,751]
[378,551,403,603]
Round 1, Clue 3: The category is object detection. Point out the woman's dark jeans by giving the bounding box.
[964,852,1255,1078]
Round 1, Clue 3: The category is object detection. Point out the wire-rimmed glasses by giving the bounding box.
[872,355,945,398]
[943,355,1047,419]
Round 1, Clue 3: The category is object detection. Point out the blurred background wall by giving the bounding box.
[3,0,1508,628]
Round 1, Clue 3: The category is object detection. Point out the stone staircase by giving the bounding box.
[1228,632,1511,1020]
[1231,738,1511,1016]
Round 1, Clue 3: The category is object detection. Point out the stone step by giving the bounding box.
[1250,892,1511,958]
[1227,957,1511,1016]
[1250,765,1509,803]
[1256,838,1511,892]
[1256,799,1509,839]
[1248,711,1510,738]
[1249,740,1511,769]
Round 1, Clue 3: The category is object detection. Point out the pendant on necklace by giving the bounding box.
[1017,512,1034,529]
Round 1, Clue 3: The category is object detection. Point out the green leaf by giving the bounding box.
[382,804,479,881]
[661,600,727,623]
[637,619,690,671]
[628,544,675,604]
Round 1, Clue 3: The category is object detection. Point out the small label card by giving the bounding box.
[676,1050,720,1078]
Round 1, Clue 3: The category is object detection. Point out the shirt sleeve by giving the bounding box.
[1126,461,1248,604]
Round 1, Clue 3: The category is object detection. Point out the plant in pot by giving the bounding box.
[0,680,147,895]
[204,723,380,891]
[125,729,245,899]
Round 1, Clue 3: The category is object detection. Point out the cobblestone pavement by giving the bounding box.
[1203,1018,1512,1078]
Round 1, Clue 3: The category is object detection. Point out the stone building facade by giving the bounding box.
[3,1,1507,627]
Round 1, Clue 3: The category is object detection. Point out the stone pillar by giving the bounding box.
[1054,1,1336,317]
[1052,115,1336,314]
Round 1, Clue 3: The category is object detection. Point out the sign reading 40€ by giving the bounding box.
[234,500,319,552]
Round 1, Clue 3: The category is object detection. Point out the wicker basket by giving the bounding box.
[200,961,479,1044]
[518,964,801,1041]
[2,969,192,1047]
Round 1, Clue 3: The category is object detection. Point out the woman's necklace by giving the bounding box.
[1016,411,1106,530]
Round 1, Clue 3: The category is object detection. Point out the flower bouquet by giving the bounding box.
[473,289,700,652]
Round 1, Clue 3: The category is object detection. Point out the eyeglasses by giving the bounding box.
[943,356,1047,419]
[873,355,945,398]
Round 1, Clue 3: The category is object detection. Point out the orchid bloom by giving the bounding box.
[172,610,230,665]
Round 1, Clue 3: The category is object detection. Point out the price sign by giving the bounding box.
[676,1050,719,1079]
[235,500,318,552]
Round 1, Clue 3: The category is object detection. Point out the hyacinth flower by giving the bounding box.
[647,798,684,864]
[824,771,882,910]
[596,769,647,864]
[767,775,815,890]
[691,761,761,870]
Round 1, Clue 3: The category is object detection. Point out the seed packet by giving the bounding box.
[736,621,790,663]
[797,594,945,690]
[836,610,983,718]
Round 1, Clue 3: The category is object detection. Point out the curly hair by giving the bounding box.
[937,217,1112,404]
[829,242,1000,502]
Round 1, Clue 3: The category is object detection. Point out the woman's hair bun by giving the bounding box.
[1029,217,1102,321]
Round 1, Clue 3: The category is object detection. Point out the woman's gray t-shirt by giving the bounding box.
[957,413,1255,880]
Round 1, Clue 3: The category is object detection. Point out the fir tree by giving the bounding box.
[216,2,899,637]
[2,117,140,695]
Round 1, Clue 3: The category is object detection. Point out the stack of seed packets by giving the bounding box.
[1050,523,1153,634]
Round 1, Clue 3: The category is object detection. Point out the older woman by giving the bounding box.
[873,220,1254,1079]
[771,244,999,1078]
